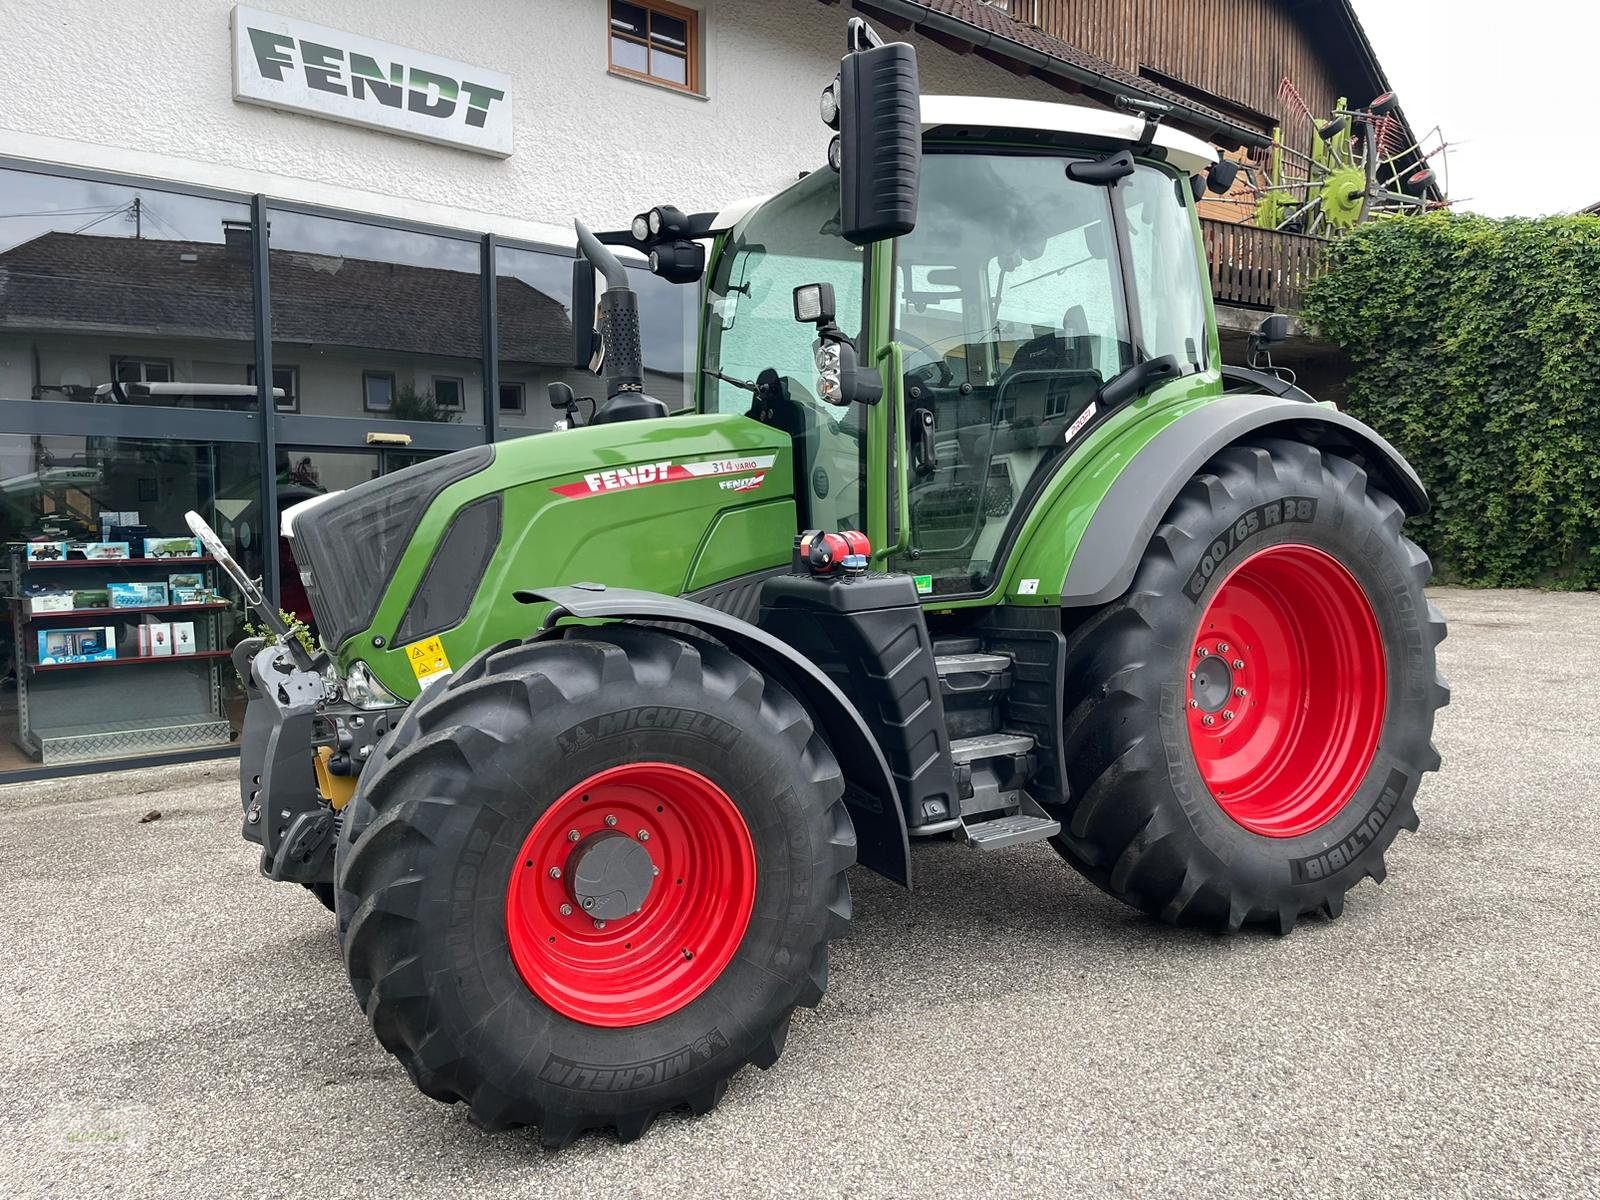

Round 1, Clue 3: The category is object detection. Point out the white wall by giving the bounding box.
[0,0,1072,243]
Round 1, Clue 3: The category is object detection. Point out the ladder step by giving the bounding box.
[960,811,1060,850]
[949,731,1034,763]
[934,652,1013,676]
[931,636,982,656]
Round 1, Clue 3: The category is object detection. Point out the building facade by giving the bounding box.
[0,0,1414,779]
[0,0,1084,778]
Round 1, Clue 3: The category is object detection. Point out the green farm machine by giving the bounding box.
[192,19,1447,1149]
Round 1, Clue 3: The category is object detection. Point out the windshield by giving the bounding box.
[702,171,868,531]
[892,150,1135,594]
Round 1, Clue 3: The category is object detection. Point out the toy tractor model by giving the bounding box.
[190,19,1447,1149]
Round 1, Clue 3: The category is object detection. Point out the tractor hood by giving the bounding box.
[286,414,795,699]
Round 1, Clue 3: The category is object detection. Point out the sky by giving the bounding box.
[1353,0,1600,217]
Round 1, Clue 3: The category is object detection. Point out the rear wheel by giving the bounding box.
[1053,439,1448,932]
[335,625,853,1146]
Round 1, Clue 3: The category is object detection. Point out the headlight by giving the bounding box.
[814,340,842,402]
[344,661,403,709]
[631,213,650,241]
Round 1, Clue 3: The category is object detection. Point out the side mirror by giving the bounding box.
[571,258,599,371]
[794,282,881,407]
[1205,158,1242,195]
[832,19,921,246]
[1256,314,1291,345]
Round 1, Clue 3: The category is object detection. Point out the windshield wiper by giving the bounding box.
[1097,354,1182,408]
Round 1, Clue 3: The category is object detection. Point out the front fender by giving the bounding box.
[515,584,912,888]
[1055,395,1428,607]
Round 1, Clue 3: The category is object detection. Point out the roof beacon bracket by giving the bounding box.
[1115,95,1174,154]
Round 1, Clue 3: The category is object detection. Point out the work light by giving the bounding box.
[819,78,841,129]
[631,213,651,241]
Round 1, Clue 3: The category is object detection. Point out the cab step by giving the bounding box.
[959,792,1061,850]
[948,731,1034,763]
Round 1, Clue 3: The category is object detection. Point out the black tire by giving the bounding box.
[1052,439,1448,933]
[333,624,854,1147]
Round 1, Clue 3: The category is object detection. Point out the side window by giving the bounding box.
[703,171,865,415]
[1121,166,1209,372]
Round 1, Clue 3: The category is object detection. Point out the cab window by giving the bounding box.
[893,151,1129,594]
[702,171,868,531]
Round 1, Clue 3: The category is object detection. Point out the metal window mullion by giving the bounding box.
[251,194,279,608]
[482,233,499,441]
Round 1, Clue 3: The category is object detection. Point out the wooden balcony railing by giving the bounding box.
[1201,219,1329,312]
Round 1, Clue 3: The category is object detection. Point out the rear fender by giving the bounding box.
[1058,395,1428,606]
[515,584,913,888]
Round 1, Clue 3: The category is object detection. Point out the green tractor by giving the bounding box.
[190,19,1446,1149]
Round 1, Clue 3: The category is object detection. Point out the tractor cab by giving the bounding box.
[699,95,1220,597]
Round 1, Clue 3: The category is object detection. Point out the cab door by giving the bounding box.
[889,150,1134,597]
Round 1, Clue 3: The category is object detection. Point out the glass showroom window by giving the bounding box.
[0,433,261,772]
[0,168,257,412]
[266,210,484,427]
[494,243,696,435]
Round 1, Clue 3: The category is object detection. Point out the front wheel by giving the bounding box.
[1053,439,1448,933]
[334,624,854,1147]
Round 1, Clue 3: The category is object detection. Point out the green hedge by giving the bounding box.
[1302,213,1600,588]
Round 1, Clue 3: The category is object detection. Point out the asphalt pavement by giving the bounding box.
[1,587,1596,1200]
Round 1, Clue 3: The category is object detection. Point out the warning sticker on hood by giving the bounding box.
[550,455,777,499]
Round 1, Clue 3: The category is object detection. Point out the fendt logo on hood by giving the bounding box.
[550,455,777,500]
[230,6,513,156]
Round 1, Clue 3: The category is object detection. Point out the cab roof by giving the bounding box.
[920,95,1218,175]
[709,94,1219,232]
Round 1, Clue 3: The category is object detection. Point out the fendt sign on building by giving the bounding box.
[230,6,514,156]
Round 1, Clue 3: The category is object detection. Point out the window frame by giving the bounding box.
[431,374,466,411]
[110,356,175,385]
[607,0,701,96]
[362,370,397,413]
[498,381,526,414]
[247,363,300,413]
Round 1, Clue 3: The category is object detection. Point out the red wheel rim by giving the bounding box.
[1186,544,1386,838]
[505,762,756,1027]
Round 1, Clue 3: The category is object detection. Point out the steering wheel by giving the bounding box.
[897,331,955,388]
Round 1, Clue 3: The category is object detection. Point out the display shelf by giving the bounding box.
[21,555,215,569]
[19,602,231,622]
[29,650,233,673]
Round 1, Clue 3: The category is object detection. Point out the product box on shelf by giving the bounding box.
[137,622,174,657]
[171,586,216,606]
[171,621,196,655]
[108,522,150,548]
[145,536,202,559]
[167,572,204,592]
[72,588,111,610]
[108,582,170,609]
[28,592,76,614]
[38,626,117,665]
[25,542,68,562]
[74,542,131,561]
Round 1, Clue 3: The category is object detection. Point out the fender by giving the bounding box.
[1060,395,1429,607]
[515,584,913,888]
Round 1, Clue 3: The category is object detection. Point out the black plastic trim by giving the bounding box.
[394,495,503,645]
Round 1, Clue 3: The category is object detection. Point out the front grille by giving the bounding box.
[290,445,495,652]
